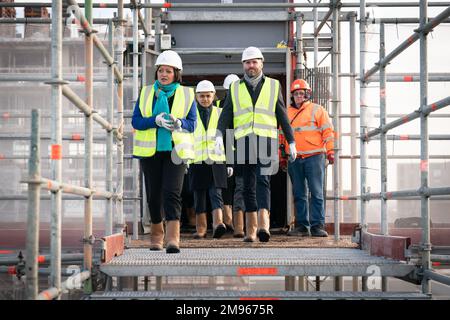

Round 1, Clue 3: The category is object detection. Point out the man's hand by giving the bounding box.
[288,142,297,162]
[215,136,224,156]
[327,153,335,165]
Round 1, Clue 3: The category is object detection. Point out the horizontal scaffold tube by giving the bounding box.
[363,187,450,200]
[38,178,114,199]
[2,2,450,8]
[365,96,450,140]
[61,85,122,140]
[364,6,450,81]
[37,271,90,300]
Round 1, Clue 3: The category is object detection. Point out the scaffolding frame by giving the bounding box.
[0,0,449,299]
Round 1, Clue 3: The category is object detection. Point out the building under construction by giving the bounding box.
[0,0,449,302]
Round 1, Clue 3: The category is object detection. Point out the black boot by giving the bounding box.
[310,225,329,237]
[287,225,310,237]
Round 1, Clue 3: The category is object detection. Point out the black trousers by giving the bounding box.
[140,151,187,223]
[239,161,271,213]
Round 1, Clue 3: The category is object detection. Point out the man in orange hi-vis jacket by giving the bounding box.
[284,79,334,237]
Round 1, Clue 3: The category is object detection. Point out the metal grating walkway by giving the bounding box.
[100,248,416,277]
[90,290,430,300]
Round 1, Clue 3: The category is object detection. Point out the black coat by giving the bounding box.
[189,163,227,191]
[189,104,228,191]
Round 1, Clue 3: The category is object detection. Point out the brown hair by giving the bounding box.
[154,65,182,84]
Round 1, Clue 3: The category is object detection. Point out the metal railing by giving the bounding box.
[358,0,450,294]
[21,0,126,300]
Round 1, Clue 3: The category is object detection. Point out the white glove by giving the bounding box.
[289,142,297,162]
[227,167,233,177]
[155,113,174,131]
[168,114,182,131]
[215,136,224,156]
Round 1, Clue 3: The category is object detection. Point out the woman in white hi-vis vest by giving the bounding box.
[132,50,197,254]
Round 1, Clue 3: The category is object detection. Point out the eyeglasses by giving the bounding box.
[292,91,307,97]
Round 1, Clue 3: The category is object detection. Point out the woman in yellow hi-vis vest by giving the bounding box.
[132,50,197,254]
[189,80,233,239]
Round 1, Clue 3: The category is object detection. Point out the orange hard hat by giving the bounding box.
[290,79,311,93]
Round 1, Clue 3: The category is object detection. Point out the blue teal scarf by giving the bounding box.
[153,81,180,151]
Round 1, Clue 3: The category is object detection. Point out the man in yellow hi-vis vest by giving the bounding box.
[217,46,296,243]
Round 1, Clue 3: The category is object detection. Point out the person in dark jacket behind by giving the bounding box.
[190,80,233,239]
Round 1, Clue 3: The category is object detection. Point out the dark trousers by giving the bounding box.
[287,153,325,228]
[140,151,186,223]
[193,187,223,213]
[239,162,271,212]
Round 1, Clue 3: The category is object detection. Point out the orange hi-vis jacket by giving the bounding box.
[283,100,335,159]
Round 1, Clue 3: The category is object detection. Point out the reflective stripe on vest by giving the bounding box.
[193,106,225,163]
[231,77,279,140]
[133,85,195,159]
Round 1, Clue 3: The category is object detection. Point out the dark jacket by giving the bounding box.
[189,104,227,190]
[217,75,295,163]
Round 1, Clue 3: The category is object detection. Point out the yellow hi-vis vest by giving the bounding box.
[192,106,226,164]
[231,77,279,140]
[133,85,195,159]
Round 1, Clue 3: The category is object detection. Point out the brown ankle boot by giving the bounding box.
[193,213,207,239]
[233,210,245,238]
[257,209,271,242]
[243,211,257,242]
[165,220,180,254]
[212,209,226,239]
[150,222,164,251]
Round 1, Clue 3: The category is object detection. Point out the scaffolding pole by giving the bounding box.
[105,19,114,236]
[360,0,369,293]
[25,110,40,300]
[49,0,63,299]
[116,0,125,235]
[420,0,431,296]
[83,0,94,295]
[132,0,140,241]
[379,23,388,237]
[331,0,341,242]
[349,12,358,224]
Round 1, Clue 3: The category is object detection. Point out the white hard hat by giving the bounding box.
[241,46,264,62]
[155,50,183,71]
[222,74,240,90]
[196,80,216,93]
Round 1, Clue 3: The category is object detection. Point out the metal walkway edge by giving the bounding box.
[90,290,430,300]
[100,248,416,277]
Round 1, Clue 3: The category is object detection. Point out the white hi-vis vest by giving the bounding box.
[231,77,279,140]
[133,85,195,160]
[193,106,226,164]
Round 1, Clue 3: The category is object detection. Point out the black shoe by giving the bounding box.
[212,224,227,239]
[166,245,180,254]
[257,229,270,242]
[310,225,329,237]
[287,225,310,237]
[225,224,234,234]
